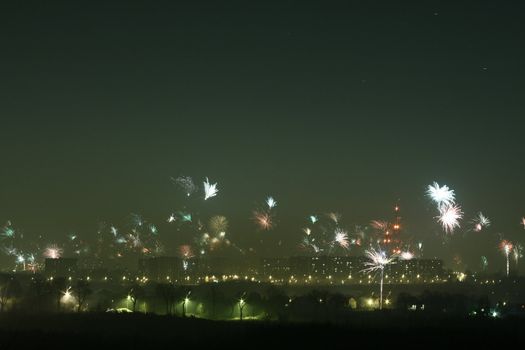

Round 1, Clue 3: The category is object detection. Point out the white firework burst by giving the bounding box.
[334,229,349,249]
[361,247,396,310]
[362,248,397,273]
[44,244,63,259]
[426,182,456,207]
[399,251,414,260]
[203,178,218,200]
[437,204,463,233]
[266,196,277,209]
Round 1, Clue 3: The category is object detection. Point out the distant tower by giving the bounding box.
[389,202,402,253]
[379,201,403,252]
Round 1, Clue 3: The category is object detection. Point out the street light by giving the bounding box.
[238,292,246,321]
[182,291,191,317]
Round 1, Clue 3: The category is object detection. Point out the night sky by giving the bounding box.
[1,0,524,270]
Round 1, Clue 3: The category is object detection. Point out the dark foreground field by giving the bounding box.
[1,312,524,349]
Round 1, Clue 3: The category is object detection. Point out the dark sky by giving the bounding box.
[1,0,524,269]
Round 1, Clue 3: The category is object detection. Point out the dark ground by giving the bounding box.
[0,312,524,349]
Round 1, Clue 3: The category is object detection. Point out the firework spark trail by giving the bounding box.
[437,204,463,233]
[203,178,218,200]
[513,243,523,265]
[500,240,513,276]
[300,236,320,253]
[361,247,397,310]
[370,220,389,232]
[426,182,456,207]
[480,256,488,270]
[328,212,341,224]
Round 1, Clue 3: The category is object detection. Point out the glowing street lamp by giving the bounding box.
[238,292,246,321]
[182,291,191,318]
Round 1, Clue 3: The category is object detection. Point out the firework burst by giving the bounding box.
[499,240,513,276]
[178,245,195,259]
[361,247,397,310]
[1,222,15,239]
[44,244,63,259]
[300,236,320,253]
[427,182,456,207]
[130,213,144,228]
[266,196,277,210]
[513,243,523,265]
[437,204,463,233]
[480,256,488,271]
[333,229,349,249]
[472,212,490,232]
[173,176,197,197]
[253,210,273,230]
[203,178,218,200]
[327,212,341,224]
[209,215,229,236]
[399,251,414,260]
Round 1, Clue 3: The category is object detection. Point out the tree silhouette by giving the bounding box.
[155,283,176,315]
[128,284,145,312]
[0,275,22,312]
[50,277,67,312]
[74,279,92,312]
